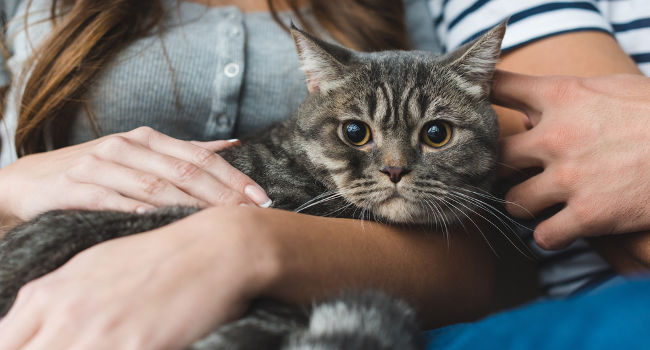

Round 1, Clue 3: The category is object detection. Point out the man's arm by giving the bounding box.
[493,32,650,272]
[496,31,641,138]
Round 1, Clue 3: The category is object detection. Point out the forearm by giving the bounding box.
[252,208,495,329]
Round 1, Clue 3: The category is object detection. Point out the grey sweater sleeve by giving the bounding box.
[0,0,22,87]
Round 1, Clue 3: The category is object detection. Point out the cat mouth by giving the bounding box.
[381,188,405,202]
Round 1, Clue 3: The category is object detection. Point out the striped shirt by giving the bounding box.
[429,0,650,75]
[428,0,650,297]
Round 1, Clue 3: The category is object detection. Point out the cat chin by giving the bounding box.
[373,197,429,224]
[372,196,464,226]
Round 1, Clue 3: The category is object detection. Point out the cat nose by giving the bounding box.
[380,166,410,183]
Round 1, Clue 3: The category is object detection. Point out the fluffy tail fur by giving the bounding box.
[282,291,421,350]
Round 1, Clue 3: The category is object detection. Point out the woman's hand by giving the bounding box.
[493,70,650,249]
[0,206,279,350]
[0,127,271,224]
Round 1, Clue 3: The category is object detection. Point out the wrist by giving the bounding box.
[181,206,283,299]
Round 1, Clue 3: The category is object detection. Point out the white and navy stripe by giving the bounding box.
[429,0,650,75]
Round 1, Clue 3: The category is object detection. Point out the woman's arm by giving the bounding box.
[0,127,270,234]
[255,208,495,328]
[0,205,495,349]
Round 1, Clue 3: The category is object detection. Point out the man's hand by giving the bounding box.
[493,70,650,249]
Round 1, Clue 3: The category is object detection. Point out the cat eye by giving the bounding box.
[343,121,372,146]
[421,121,452,148]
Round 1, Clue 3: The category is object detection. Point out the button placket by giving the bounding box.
[206,8,245,139]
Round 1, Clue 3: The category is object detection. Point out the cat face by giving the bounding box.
[290,23,505,225]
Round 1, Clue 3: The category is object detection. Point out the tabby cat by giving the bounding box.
[0,22,506,349]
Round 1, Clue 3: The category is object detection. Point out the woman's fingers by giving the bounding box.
[65,158,205,209]
[123,128,271,207]
[93,134,260,207]
[0,127,270,221]
[190,139,241,151]
[0,286,44,350]
[22,327,74,350]
[59,183,157,212]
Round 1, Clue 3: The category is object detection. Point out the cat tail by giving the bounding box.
[282,290,422,350]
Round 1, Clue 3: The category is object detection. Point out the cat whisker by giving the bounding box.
[295,182,377,214]
[430,199,450,248]
[420,199,435,232]
[450,185,535,221]
[496,161,530,176]
[294,190,339,212]
[426,199,450,249]
[452,193,534,258]
[450,189,535,235]
[321,202,355,218]
[438,196,468,236]
[440,196,498,256]
[294,193,344,213]
[446,193,534,259]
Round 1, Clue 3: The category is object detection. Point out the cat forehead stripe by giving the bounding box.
[372,86,388,123]
[380,82,395,128]
[407,88,421,122]
[397,85,415,128]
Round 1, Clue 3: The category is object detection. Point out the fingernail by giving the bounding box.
[135,206,148,214]
[227,139,240,143]
[244,185,272,208]
[135,206,155,214]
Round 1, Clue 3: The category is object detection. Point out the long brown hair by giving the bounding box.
[10,0,408,156]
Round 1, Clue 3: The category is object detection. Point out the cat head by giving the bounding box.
[290,23,505,224]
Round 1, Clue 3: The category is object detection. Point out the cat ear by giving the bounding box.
[290,24,353,94]
[446,21,507,95]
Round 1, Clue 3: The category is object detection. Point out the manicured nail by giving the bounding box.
[244,185,272,208]
[227,139,240,143]
[135,206,150,214]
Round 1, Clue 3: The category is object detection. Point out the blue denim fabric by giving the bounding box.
[424,277,650,350]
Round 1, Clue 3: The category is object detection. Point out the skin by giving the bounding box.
[0,0,496,348]
[494,31,650,272]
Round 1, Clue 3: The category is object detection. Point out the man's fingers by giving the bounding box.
[491,70,546,124]
[499,130,546,172]
[505,172,567,219]
[534,206,585,250]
